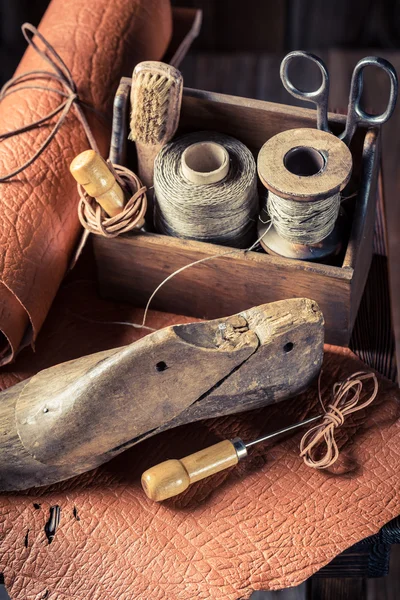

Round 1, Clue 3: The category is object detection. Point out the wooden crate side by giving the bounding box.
[103,86,381,346]
[93,233,352,346]
[343,129,379,268]
[346,129,381,330]
[179,88,348,150]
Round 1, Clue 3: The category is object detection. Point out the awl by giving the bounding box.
[141,414,321,501]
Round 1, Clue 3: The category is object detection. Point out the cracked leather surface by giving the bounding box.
[0,0,172,365]
[0,256,399,599]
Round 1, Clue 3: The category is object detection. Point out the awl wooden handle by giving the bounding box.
[141,439,246,502]
[70,149,125,217]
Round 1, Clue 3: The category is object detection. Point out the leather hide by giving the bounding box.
[0,271,399,599]
[0,0,172,365]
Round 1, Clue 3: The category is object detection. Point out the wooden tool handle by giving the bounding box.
[141,440,239,502]
[70,149,125,217]
[136,142,161,190]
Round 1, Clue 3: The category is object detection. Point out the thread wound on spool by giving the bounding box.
[267,191,341,244]
[266,144,340,244]
[154,132,258,248]
[257,128,353,249]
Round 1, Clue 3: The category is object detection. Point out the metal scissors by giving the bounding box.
[280,51,398,146]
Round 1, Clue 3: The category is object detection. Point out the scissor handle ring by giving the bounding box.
[341,56,398,145]
[280,51,330,132]
[352,57,398,125]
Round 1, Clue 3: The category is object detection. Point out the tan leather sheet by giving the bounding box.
[0,0,172,365]
[0,270,399,599]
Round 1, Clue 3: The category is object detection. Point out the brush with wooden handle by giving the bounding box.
[129,61,183,222]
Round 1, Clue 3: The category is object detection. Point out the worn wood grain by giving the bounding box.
[0,298,323,492]
[70,150,126,217]
[141,439,239,502]
[307,578,366,600]
[132,61,183,191]
[258,128,352,200]
[178,88,348,152]
[94,232,351,346]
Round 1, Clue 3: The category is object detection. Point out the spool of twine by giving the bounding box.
[267,191,341,245]
[257,129,353,250]
[153,132,258,248]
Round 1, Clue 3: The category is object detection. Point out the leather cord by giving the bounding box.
[77,163,147,237]
[0,22,147,240]
[0,23,101,182]
[300,370,379,468]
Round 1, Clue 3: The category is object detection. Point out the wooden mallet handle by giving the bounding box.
[141,440,245,502]
[70,149,125,217]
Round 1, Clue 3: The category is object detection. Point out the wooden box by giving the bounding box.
[93,86,380,346]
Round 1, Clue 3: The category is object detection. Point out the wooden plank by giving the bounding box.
[306,578,366,600]
[171,0,218,52]
[93,232,352,346]
[345,130,380,331]
[179,88,348,153]
[163,8,203,68]
[342,130,379,270]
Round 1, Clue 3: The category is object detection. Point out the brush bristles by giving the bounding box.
[130,70,182,146]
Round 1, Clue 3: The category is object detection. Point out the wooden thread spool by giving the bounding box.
[181,141,230,185]
[154,131,258,247]
[257,128,353,261]
[70,150,125,218]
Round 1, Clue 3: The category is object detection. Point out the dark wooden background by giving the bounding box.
[2,0,400,83]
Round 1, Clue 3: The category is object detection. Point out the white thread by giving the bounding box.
[140,219,272,328]
[153,132,258,248]
[267,191,341,245]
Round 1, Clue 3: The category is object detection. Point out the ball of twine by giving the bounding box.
[154,132,258,248]
[77,163,147,238]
